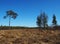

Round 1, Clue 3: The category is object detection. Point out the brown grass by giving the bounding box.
[0,29,60,44]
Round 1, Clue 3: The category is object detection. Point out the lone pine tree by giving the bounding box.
[4,10,18,29]
[52,14,57,26]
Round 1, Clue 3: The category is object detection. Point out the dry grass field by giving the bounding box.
[0,28,60,44]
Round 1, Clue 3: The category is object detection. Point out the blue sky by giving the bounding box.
[0,0,60,27]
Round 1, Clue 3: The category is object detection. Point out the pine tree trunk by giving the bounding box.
[9,16,11,29]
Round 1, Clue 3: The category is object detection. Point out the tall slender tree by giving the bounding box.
[36,15,41,27]
[52,14,57,26]
[4,10,18,29]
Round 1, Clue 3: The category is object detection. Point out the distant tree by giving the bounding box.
[36,15,41,27]
[52,14,57,26]
[4,10,18,29]
[36,12,48,28]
